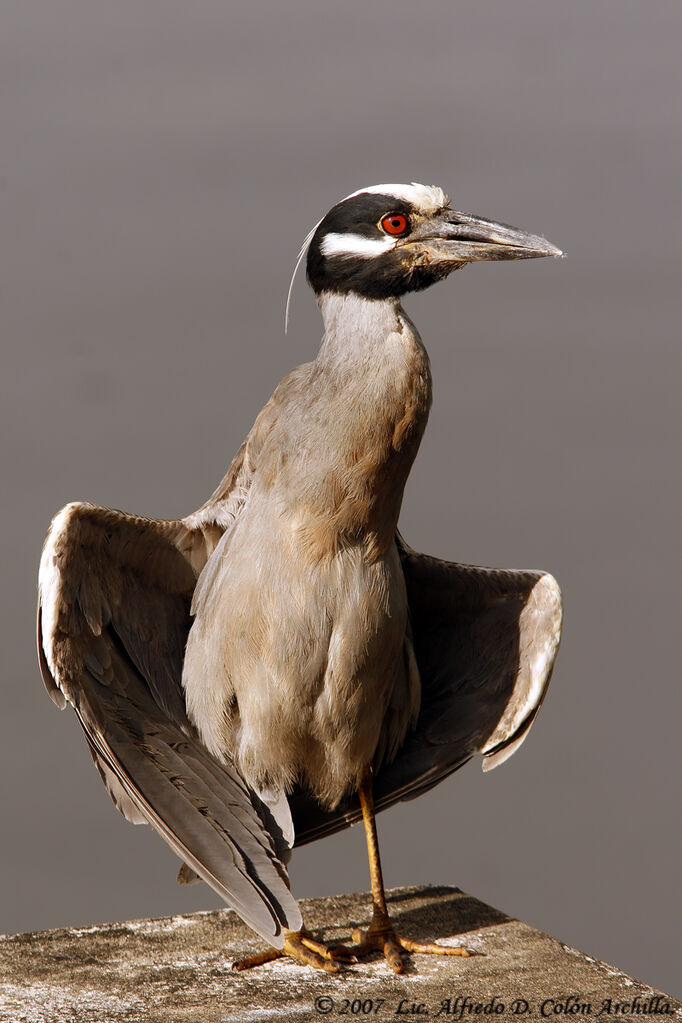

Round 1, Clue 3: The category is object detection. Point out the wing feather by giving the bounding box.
[38,501,301,945]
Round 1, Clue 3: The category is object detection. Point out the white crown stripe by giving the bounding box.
[343,183,448,213]
[320,233,395,259]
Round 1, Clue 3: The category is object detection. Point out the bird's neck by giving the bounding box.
[313,291,431,425]
[307,291,432,557]
[314,291,432,430]
[316,292,413,369]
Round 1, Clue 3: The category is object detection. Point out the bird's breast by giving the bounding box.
[266,333,432,561]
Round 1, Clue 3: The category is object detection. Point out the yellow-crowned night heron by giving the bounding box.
[38,183,563,973]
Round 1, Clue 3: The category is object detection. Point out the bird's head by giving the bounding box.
[304,183,562,301]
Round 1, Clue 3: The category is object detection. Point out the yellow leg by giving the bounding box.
[336,767,471,974]
[234,767,470,974]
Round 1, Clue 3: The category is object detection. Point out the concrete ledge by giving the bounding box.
[1,886,679,1023]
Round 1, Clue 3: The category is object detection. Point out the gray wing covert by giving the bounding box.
[37,501,301,945]
[290,535,562,845]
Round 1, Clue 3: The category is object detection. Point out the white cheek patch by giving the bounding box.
[320,233,395,259]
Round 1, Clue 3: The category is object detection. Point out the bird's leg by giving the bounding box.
[234,768,470,974]
[337,767,471,974]
[233,929,357,973]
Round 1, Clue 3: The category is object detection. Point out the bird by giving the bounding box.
[38,182,563,974]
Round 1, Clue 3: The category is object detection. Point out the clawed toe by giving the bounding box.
[298,933,357,964]
[339,916,471,974]
[234,920,470,975]
[399,936,471,957]
[233,929,356,973]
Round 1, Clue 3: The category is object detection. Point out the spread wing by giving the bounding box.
[37,499,301,946]
[290,535,562,845]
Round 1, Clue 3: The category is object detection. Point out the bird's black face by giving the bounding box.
[306,183,562,300]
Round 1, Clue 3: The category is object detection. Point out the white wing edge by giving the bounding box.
[38,503,81,687]
[481,571,563,772]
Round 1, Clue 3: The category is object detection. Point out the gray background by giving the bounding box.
[1,0,680,999]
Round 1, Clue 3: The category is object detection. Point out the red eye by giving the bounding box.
[380,213,409,236]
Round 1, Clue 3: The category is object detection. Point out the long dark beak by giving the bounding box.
[414,209,563,263]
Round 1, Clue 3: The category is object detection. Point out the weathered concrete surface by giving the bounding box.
[1,886,679,1023]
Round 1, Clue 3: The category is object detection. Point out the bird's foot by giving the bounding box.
[334,908,471,975]
[233,929,357,973]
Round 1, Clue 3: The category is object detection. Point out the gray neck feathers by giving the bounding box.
[308,291,432,554]
[315,292,423,374]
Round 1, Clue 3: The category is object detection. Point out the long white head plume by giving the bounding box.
[284,219,322,335]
